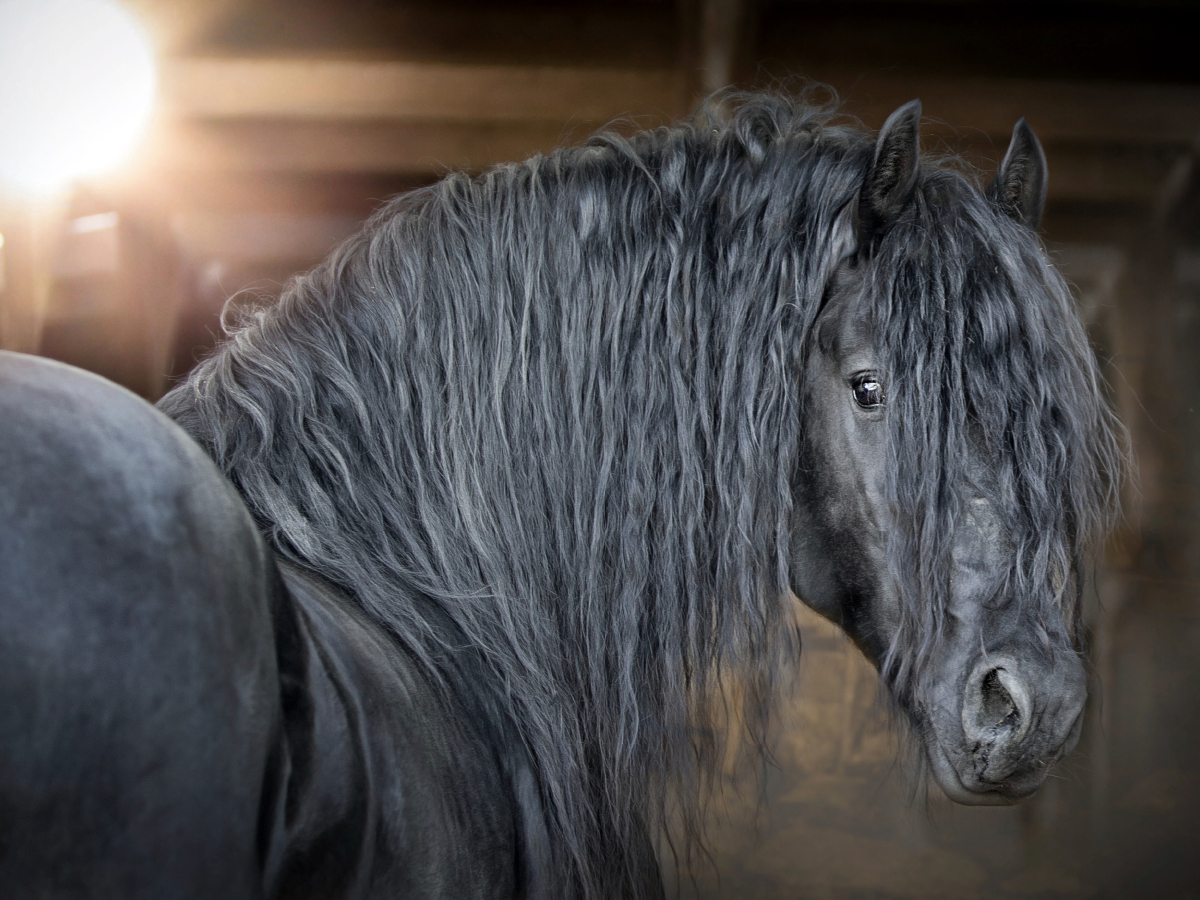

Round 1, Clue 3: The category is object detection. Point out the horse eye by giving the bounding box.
[852,376,884,409]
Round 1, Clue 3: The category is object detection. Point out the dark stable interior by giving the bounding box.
[1,2,1197,896]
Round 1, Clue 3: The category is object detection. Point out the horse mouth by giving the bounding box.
[925,738,1040,806]
[925,701,1085,805]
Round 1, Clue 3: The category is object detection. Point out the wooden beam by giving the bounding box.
[99,172,435,217]
[156,58,1200,148]
[146,2,679,71]
[124,116,1179,207]
[158,58,683,124]
[169,211,363,263]
[798,70,1200,145]
[134,118,595,176]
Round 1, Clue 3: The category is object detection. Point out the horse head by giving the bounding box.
[791,101,1123,805]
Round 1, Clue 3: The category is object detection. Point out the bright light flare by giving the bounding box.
[0,0,156,193]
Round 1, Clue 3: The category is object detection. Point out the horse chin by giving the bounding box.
[924,737,1038,807]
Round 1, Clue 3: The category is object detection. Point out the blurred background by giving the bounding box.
[0,1,1196,896]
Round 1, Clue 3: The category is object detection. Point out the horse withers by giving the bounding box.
[0,95,1122,898]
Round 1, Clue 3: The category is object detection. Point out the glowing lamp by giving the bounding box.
[0,0,155,194]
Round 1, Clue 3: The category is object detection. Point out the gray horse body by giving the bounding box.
[0,352,281,897]
[0,353,554,899]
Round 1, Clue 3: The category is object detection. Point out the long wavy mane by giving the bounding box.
[161,94,864,898]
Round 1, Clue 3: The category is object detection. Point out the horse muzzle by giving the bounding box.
[924,652,1087,806]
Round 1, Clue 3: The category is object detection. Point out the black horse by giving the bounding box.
[0,95,1122,899]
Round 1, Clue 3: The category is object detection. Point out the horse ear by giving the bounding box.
[987,118,1048,230]
[857,99,922,247]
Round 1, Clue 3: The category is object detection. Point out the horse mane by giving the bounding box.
[160,92,865,897]
[158,92,1122,897]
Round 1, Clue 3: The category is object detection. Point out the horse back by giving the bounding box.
[0,352,284,898]
[0,352,548,899]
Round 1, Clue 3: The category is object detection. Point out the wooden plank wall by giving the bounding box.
[1,0,1195,394]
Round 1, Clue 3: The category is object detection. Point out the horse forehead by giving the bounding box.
[817,282,877,360]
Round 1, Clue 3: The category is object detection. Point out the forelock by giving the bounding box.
[867,168,1124,702]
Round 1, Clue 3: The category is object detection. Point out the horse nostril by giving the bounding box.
[962,662,1033,749]
[980,668,1019,730]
